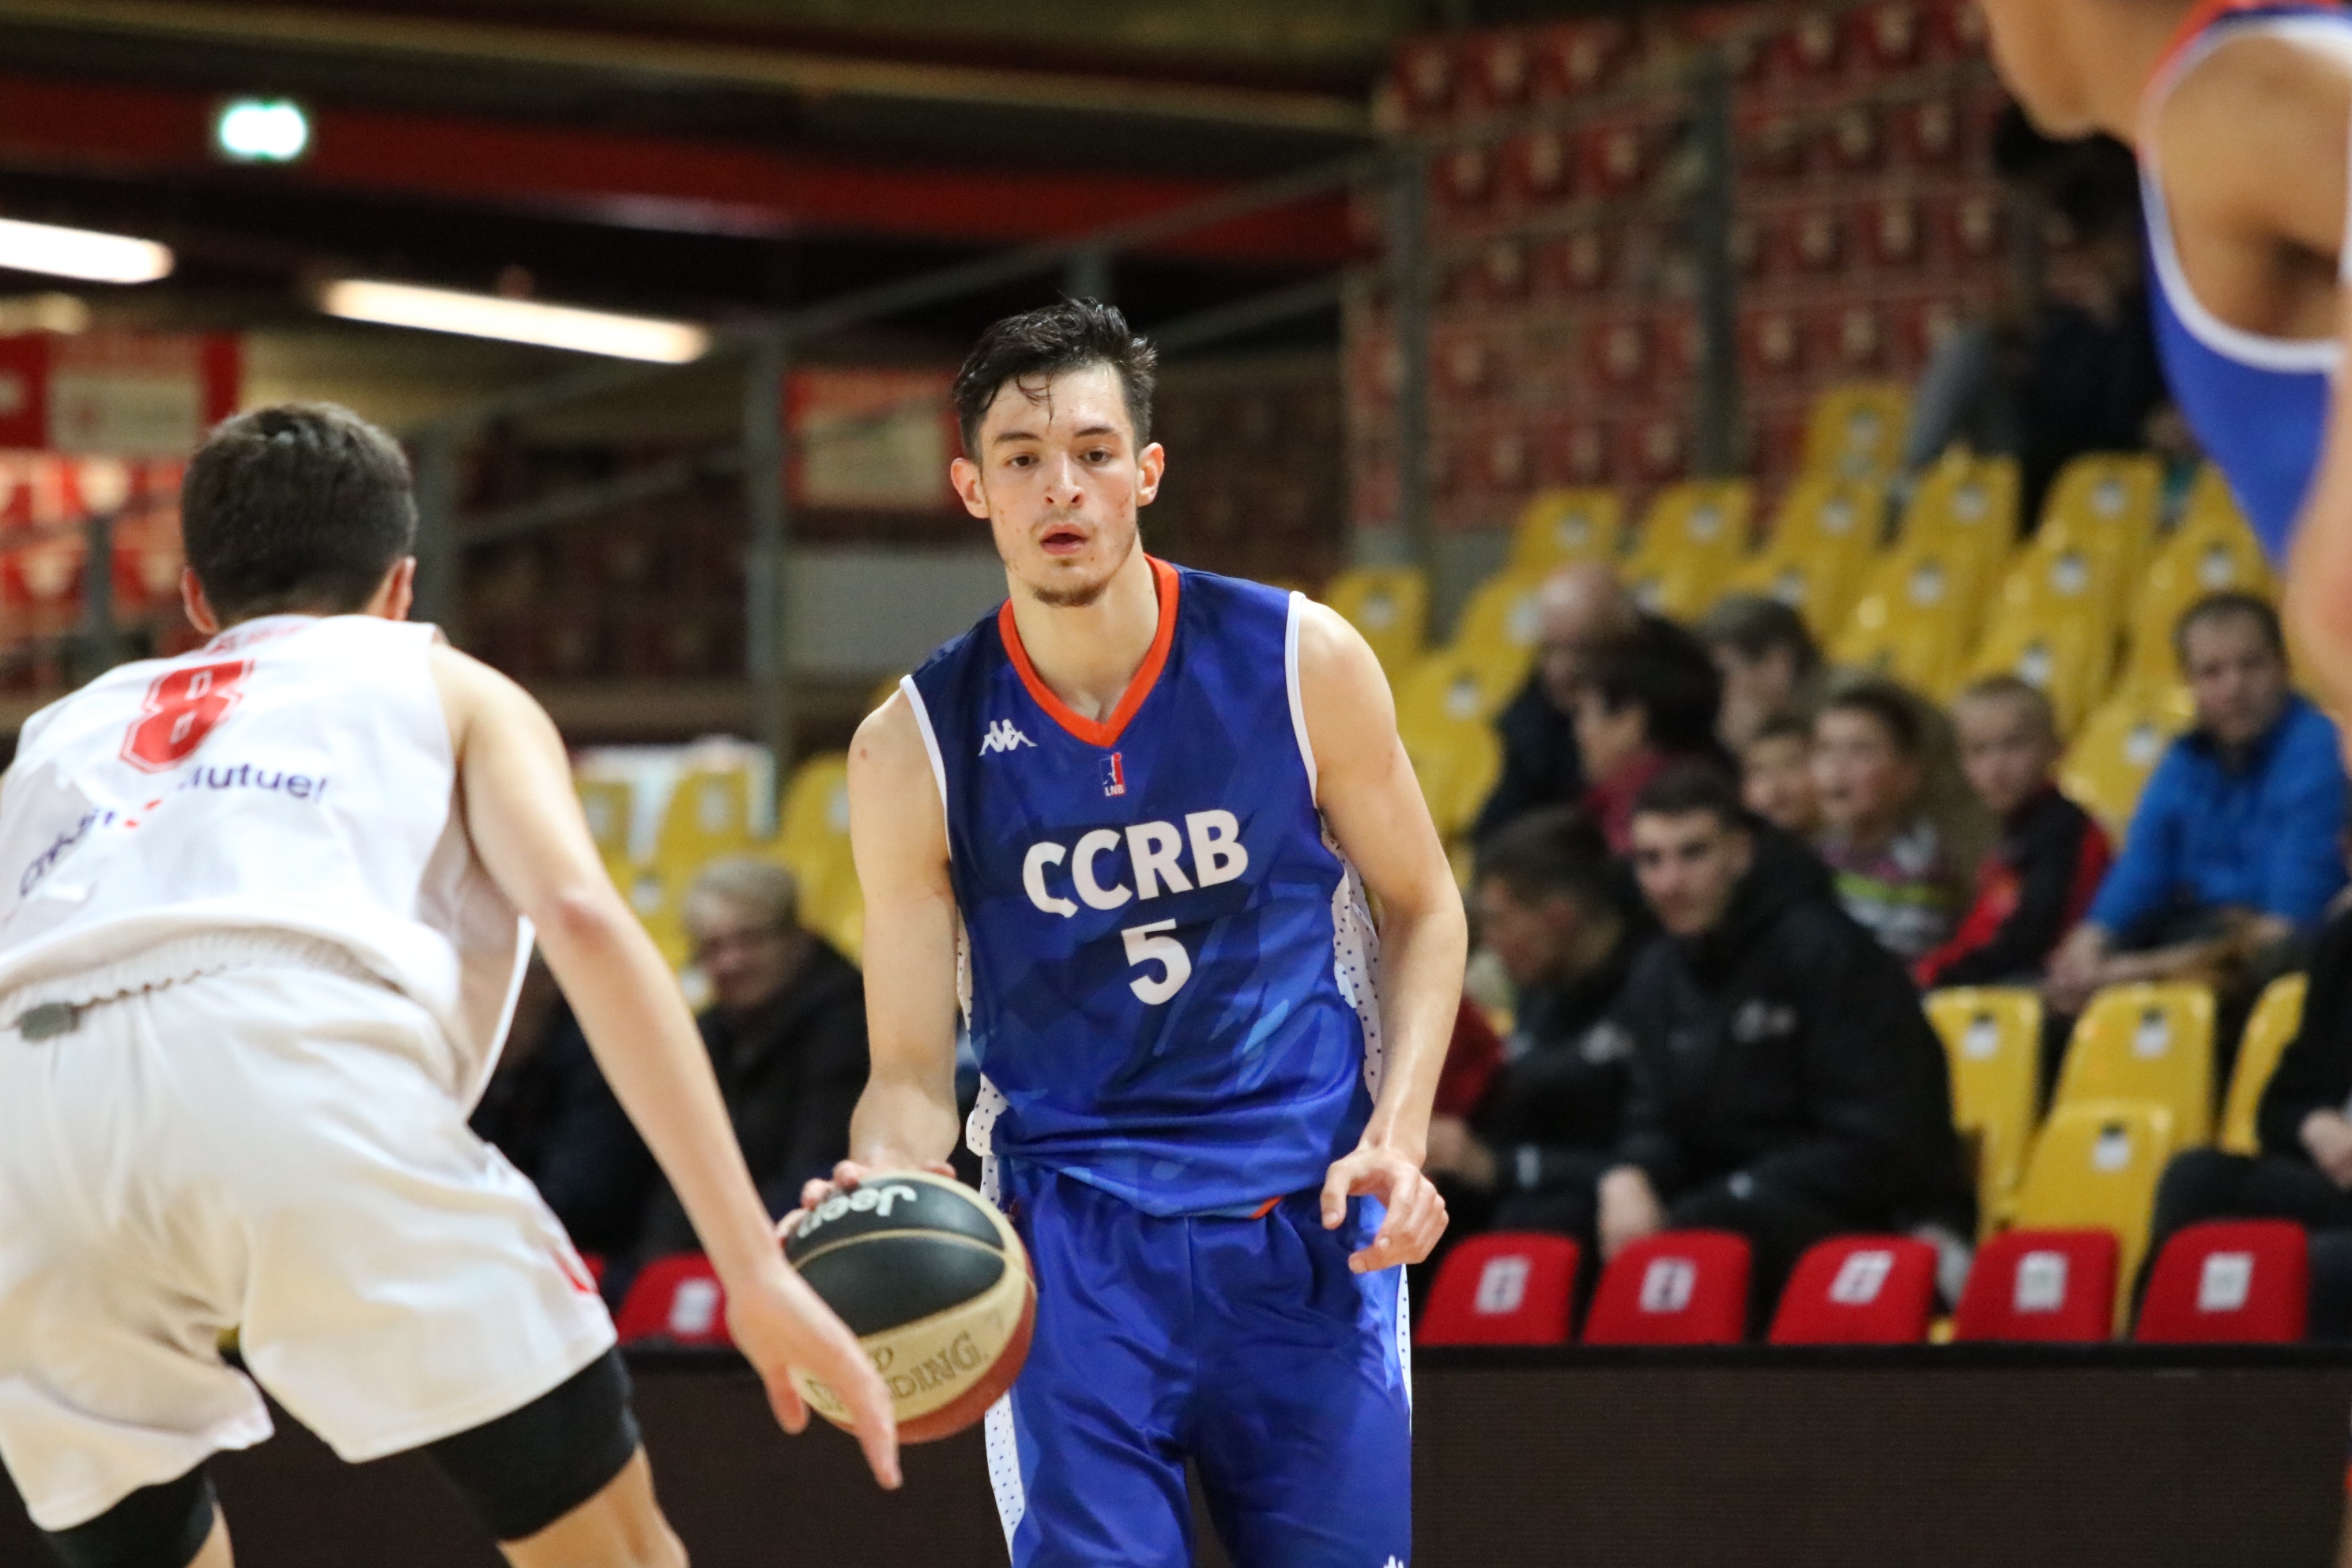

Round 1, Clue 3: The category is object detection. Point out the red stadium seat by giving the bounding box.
[1767,1236,1939,1345]
[1954,1229,2119,1344]
[2135,1221,2309,1344]
[614,1253,732,1347]
[1420,1233,1580,1347]
[1582,1231,1751,1346]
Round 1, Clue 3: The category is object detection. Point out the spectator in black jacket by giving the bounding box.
[628,857,869,1262]
[1427,808,1644,1242]
[2143,878,2352,1332]
[1597,765,1976,1330]
[1473,564,1638,843]
[1918,677,2112,990]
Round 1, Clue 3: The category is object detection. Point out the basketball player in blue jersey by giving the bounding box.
[1978,6,2352,1558]
[800,300,1467,1565]
[1974,0,2352,716]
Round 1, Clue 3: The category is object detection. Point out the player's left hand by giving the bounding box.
[1321,1143,1448,1273]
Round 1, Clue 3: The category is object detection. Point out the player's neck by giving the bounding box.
[1005,546,1162,724]
[2090,0,2207,141]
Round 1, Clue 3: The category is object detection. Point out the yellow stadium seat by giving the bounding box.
[2059,680,2194,840]
[1964,539,2124,737]
[1926,987,2044,1231]
[2037,454,2165,607]
[1509,488,1623,573]
[1395,650,1507,840]
[1623,481,1752,620]
[623,859,692,971]
[2221,973,2308,1156]
[1830,546,1981,700]
[1725,476,1885,634]
[2123,484,2274,687]
[1804,383,1910,481]
[578,778,634,860]
[2053,982,2217,1148]
[657,765,758,867]
[1322,565,1430,679]
[1894,451,2020,609]
[2008,1099,2179,1329]
[1446,570,1551,695]
[777,753,851,869]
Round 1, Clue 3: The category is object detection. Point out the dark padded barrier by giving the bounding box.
[5,1348,2349,1566]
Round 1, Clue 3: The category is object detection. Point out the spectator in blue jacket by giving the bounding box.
[2045,594,2345,1027]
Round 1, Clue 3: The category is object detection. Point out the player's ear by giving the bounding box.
[180,567,220,636]
[950,455,990,520]
[1135,442,1166,507]
[370,556,418,622]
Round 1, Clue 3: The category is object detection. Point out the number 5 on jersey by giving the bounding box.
[1121,919,1191,1004]
[122,659,252,772]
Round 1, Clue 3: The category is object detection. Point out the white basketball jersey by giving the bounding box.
[0,613,530,1102]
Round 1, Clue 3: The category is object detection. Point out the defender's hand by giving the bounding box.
[1321,1144,1448,1273]
[1597,1166,1665,1261]
[723,1259,902,1491]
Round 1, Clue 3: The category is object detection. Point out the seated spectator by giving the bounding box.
[1740,712,1821,839]
[1574,628,1725,854]
[2141,869,2352,1336]
[1814,679,1959,966]
[1899,111,2163,524]
[2046,594,2346,1027]
[1917,677,2112,989]
[1698,594,1824,752]
[628,858,869,1263]
[1426,808,1645,1243]
[1596,766,1974,1330]
[1474,564,1638,843]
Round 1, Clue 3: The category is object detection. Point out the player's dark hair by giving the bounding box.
[1632,760,1747,832]
[1819,676,1928,760]
[180,402,418,623]
[952,298,1158,456]
[1581,630,1723,757]
[2174,590,2285,667]
[1475,807,1619,912]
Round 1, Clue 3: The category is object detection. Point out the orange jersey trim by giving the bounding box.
[2151,0,2332,88]
[1250,1196,1283,1219]
[996,555,1180,751]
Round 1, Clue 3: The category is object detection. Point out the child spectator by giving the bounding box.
[1918,677,2112,989]
[1813,679,1958,965]
[1740,711,1821,839]
[1572,628,1724,854]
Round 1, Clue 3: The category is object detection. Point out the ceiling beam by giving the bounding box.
[0,71,1352,264]
[0,0,1370,136]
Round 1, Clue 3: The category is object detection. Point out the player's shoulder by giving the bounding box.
[2162,22,2352,198]
[850,686,935,790]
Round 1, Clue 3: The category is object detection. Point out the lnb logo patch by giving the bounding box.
[1101,752,1127,797]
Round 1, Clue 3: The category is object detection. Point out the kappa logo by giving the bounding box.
[978,719,1036,756]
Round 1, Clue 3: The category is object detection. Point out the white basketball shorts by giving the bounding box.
[0,946,615,1532]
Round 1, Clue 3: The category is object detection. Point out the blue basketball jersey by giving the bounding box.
[903,559,1381,1219]
[2142,1,2352,561]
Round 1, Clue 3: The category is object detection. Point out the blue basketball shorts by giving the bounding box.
[983,1159,1413,1568]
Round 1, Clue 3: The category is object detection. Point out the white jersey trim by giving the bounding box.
[977,1150,1026,1553]
[2139,15,2352,374]
[1283,591,1318,803]
[898,675,950,825]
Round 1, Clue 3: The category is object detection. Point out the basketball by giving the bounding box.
[782,1170,1035,1443]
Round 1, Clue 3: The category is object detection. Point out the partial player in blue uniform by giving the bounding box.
[807,300,1466,1566]
[1977,4,2352,1559]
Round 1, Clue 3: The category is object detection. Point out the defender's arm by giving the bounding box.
[839,691,965,1177]
[432,646,899,1486]
[1295,600,1468,1269]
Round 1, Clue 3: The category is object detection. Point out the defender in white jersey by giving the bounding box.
[0,405,896,1568]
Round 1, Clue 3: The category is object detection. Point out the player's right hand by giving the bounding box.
[725,1257,903,1491]
[785,1158,958,1239]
